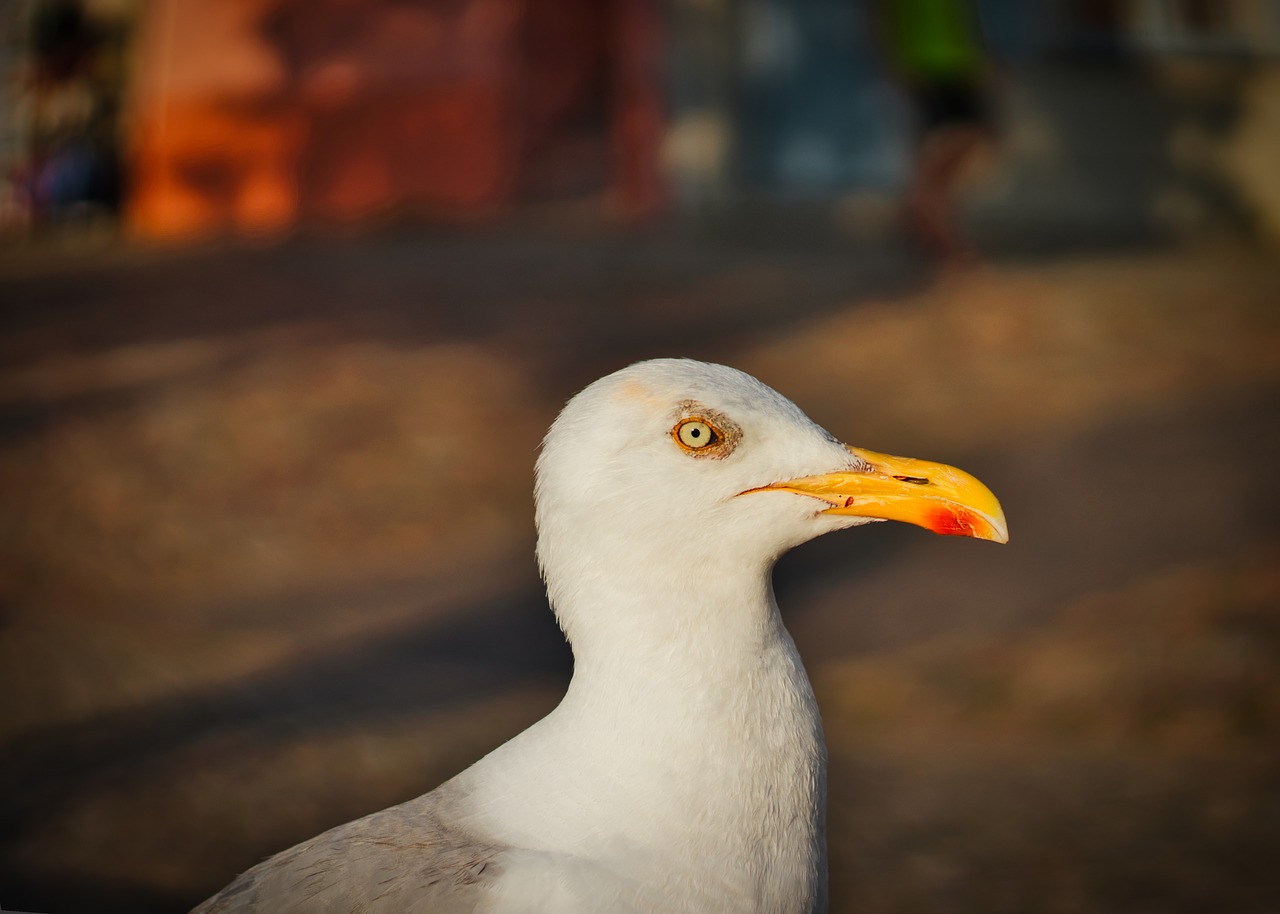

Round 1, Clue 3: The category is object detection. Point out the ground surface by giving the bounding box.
[1,223,1278,913]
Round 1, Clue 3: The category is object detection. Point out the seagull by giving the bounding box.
[193,358,1006,914]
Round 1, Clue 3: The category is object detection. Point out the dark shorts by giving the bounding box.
[913,79,989,133]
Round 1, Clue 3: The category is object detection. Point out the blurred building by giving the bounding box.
[126,0,664,239]
[1,0,1278,244]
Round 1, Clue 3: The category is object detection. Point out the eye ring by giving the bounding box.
[674,417,720,451]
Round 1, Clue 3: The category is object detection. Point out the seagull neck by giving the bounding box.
[554,556,792,697]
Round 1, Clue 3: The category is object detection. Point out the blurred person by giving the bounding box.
[876,0,998,262]
[25,0,125,228]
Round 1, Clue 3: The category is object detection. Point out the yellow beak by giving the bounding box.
[748,446,1008,543]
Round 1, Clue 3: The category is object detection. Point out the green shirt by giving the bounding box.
[884,0,984,79]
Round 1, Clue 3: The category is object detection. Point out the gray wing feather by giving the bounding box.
[192,793,506,914]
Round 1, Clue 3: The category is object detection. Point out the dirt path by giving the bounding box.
[1,231,1277,913]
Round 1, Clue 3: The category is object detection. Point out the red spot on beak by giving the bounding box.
[925,505,979,537]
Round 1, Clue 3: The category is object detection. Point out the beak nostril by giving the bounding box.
[893,475,930,485]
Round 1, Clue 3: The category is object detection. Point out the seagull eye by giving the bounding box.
[675,418,718,450]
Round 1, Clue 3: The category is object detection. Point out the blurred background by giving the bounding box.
[2,1,1279,912]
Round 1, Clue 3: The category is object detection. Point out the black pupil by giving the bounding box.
[690,427,702,438]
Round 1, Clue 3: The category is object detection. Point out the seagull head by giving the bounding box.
[535,359,1006,643]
